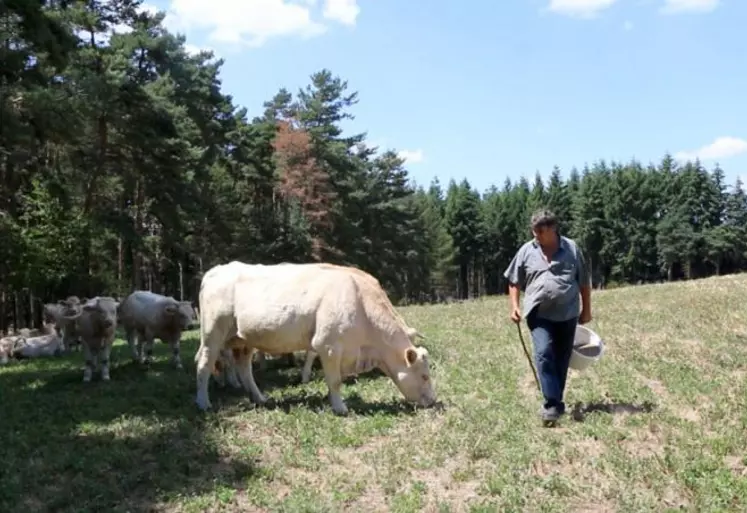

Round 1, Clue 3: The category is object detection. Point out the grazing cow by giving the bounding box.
[252,263,418,384]
[60,296,119,382]
[43,296,85,351]
[118,291,196,369]
[194,261,436,415]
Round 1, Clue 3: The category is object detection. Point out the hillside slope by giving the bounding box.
[1,274,746,512]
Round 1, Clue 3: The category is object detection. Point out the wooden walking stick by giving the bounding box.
[515,322,540,391]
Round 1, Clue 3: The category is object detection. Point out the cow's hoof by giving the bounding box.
[331,404,349,416]
[252,394,268,406]
[195,397,212,411]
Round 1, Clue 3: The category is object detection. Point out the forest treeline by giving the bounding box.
[2,1,747,333]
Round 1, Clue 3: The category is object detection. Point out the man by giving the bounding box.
[503,208,593,425]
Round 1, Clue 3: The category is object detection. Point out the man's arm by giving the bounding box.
[508,282,521,310]
[503,247,525,311]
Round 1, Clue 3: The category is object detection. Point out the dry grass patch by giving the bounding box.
[2,273,747,512]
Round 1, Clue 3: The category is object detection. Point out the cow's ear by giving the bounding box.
[405,347,418,366]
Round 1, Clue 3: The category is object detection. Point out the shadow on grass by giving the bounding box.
[0,341,418,511]
[570,399,657,422]
[236,390,426,417]
[0,352,257,512]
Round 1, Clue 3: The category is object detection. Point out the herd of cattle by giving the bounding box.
[0,261,438,415]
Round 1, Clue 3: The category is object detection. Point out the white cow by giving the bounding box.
[194,261,436,415]
[59,296,119,382]
[252,263,418,385]
[118,291,197,369]
[13,322,63,359]
[0,335,21,365]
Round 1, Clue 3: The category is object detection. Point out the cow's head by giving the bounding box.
[392,333,436,408]
[163,301,195,331]
[61,297,117,329]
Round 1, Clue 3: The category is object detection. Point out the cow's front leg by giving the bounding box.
[100,340,113,381]
[125,328,139,363]
[315,343,347,415]
[82,343,94,383]
[143,330,156,366]
[236,347,267,405]
[170,337,183,369]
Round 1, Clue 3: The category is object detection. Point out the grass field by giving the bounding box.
[1,275,747,513]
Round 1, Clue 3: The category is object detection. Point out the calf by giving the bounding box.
[118,291,195,369]
[60,296,119,382]
[44,296,85,351]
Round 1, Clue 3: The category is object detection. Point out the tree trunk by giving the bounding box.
[178,261,184,301]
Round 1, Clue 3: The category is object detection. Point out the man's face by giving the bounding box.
[532,225,557,247]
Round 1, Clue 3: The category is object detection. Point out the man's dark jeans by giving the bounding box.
[526,310,578,413]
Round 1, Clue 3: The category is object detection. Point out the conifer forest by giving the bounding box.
[3,0,747,333]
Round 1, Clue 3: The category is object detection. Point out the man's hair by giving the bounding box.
[530,208,558,231]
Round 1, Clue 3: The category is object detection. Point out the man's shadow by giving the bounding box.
[570,399,656,422]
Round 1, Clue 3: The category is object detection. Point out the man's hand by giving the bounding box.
[510,306,522,324]
[579,309,592,325]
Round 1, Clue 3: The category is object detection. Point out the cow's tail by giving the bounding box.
[195,283,207,364]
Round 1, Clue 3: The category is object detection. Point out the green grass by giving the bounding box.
[2,274,747,512]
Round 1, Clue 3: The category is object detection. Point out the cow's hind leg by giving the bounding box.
[212,349,242,389]
[312,331,348,415]
[255,351,267,371]
[236,347,268,405]
[301,350,317,384]
[222,349,242,389]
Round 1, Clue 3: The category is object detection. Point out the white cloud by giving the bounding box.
[660,0,719,14]
[322,0,360,26]
[398,149,424,164]
[674,136,747,162]
[162,0,359,48]
[138,3,161,16]
[546,0,617,18]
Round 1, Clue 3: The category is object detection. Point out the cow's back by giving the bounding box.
[120,290,167,326]
[232,264,365,352]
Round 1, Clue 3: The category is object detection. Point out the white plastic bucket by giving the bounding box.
[569,324,605,372]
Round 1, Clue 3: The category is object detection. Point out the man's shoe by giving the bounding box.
[541,405,561,427]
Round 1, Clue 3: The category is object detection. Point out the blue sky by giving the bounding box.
[137,0,746,195]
